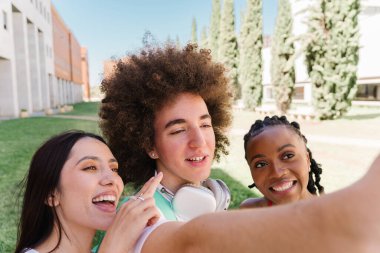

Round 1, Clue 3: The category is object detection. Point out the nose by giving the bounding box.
[189,127,207,148]
[100,167,117,186]
[271,160,287,177]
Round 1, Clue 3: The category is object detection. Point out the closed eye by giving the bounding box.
[201,123,212,128]
[169,128,185,135]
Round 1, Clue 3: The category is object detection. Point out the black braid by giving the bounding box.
[243,115,324,195]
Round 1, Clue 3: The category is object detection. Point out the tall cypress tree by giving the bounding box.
[210,0,221,60]
[175,35,181,48]
[200,26,209,49]
[191,17,198,43]
[239,0,263,109]
[305,0,360,119]
[219,0,240,99]
[270,0,295,114]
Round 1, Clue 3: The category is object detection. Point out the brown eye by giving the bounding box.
[83,165,96,171]
[254,161,268,169]
[282,153,295,160]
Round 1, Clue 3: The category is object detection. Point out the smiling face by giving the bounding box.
[151,93,216,192]
[54,137,124,232]
[245,126,312,205]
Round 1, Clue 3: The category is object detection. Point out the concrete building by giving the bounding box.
[261,0,380,114]
[0,0,87,118]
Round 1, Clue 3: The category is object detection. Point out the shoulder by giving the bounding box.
[240,197,268,209]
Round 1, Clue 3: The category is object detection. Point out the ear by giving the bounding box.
[45,190,60,207]
[305,149,311,172]
[147,148,159,159]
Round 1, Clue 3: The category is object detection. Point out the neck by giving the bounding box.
[35,221,95,253]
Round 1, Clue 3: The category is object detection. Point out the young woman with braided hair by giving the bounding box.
[240,115,325,208]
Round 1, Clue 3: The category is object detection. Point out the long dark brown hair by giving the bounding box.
[15,131,106,253]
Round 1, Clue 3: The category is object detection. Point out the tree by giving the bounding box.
[219,0,240,99]
[176,35,181,48]
[305,0,360,120]
[239,0,263,109]
[191,17,198,43]
[209,0,221,60]
[270,0,295,114]
[200,26,209,49]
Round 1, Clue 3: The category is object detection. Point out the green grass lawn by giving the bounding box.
[63,101,100,116]
[0,105,256,253]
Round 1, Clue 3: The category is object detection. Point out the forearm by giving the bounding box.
[143,154,380,253]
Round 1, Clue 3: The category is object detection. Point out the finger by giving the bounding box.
[141,172,163,197]
[118,197,155,216]
[135,176,155,197]
[138,206,161,226]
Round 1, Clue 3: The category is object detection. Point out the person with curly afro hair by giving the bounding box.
[96,43,380,253]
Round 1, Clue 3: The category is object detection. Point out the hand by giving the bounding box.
[98,172,163,253]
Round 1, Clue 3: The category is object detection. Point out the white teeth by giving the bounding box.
[92,195,116,203]
[188,156,204,162]
[271,181,293,192]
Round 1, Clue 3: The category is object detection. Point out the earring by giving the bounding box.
[150,152,157,159]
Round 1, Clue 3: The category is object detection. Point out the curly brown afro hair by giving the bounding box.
[99,43,233,187]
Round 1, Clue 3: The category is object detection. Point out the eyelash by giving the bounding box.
[170,123,212,135]
[254,161,268,169]
[282,152,295,160]
[83,165,119,173]
[83,165,96,171]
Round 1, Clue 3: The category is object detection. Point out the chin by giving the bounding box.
[94,216,115,231]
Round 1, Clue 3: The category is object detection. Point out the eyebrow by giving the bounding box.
[164,114,211,129]
[76,156,117,165]
[249,144,296,163]
[277,144,295,152]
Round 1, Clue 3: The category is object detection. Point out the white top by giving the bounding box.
[133,213,169,253]
[23,249,39,253]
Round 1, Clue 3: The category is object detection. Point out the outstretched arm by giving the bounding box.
[142,154,380,253]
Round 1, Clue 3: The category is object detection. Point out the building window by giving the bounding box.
[293,86,305,100]
[2,11,7,30]
[355,84,379,101]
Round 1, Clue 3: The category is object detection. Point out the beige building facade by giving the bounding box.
[0,0,88,118]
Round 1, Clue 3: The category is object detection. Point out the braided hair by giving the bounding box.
[243,115,324,195]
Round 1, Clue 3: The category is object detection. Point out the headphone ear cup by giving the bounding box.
[203,178,231,211]
[172,184,216,221]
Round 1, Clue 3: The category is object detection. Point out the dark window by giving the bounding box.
[355,84,379,101]
[3,11,7,30]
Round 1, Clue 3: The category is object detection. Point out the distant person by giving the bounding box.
[240,115,324,208]
[15,131,161,253]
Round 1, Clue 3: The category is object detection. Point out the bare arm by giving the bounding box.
[142,154,380,253]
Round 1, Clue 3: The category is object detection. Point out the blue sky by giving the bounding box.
[51,0,278,86]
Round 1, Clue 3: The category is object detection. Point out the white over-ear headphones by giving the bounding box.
[158,178,231,221]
